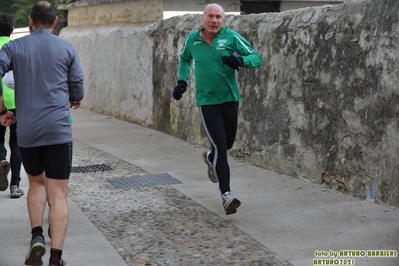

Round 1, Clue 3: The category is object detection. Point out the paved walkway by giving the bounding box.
[1,108,398,266]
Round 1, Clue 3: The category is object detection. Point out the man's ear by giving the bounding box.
[51,16,59,29]
[28,15,33,27]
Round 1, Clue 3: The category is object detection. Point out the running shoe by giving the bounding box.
[222,191,241,215]
[202,151,217,183]
[0,160,10,191]
[48,259,66,266]
[25,236,46,265]
[10,185,24,198]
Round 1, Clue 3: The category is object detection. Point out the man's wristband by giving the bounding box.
[0,108,8,116]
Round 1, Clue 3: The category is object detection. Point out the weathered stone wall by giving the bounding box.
[59,0,163,26]
[61,24,155,127]
[60,0,399,207]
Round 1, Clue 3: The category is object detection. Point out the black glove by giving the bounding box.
[173,80,187,100]
[221,55,244,70]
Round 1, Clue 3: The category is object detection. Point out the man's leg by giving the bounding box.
[200,102,241,215]
[0,124,7,160]
[201,102,239,194]
[20,146,47,265]
[200,104,230,192]
[25,172,47,265]
[46,178,69,250]
[224,101,239,151]
[9,117,24,198]
[0,124,10,191]
[27,172,47,227]
[220,101,241,215]
[43,142,72,266]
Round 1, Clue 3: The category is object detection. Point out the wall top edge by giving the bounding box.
[243,0,345,1]
[57,0,139,10]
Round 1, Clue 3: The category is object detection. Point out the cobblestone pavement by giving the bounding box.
[68,140,293,266]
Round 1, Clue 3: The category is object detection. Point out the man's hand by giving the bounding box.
[173,80,187,100]
[221,55,244,70]
[0,111,16,127]
[70,101,81,109]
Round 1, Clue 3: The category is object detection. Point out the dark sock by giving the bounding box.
[49,248,62,265]
[31,226,43,239]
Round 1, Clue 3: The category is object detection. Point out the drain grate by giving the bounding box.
[71,164,113,173]
[107,173,182,189]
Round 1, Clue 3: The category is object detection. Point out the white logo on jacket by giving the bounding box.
[218,39,227,47]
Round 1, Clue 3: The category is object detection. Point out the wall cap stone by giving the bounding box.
[58,0,140,10]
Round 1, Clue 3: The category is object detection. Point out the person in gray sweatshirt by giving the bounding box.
[0,2,84,265]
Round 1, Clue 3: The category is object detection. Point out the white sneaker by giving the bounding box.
[221,191,241,215]
[10,186,24,198]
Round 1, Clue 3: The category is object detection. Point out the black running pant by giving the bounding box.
[200,101,239,194]
[0,109,21,186]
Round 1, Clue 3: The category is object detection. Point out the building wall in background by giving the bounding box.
[11,27,29,40]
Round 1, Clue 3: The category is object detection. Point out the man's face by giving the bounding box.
[202,5,224,36]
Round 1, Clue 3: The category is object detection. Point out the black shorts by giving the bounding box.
[19,142,73,180]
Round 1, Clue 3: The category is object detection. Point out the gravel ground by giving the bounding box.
[68,139,292,266]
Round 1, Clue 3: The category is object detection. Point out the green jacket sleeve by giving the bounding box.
[178,36,193,82]
[233,33,263,69]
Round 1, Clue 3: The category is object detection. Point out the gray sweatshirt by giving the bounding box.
[0,28,84,147]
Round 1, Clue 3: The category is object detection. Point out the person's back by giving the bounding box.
[3,29,83,147]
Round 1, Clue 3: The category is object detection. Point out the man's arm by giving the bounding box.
[68,47,84,105]
[178,56,193,82]
[233,34,263,69]
[173,35,193,101]
[177,35,194,82]
[0,95,16,126]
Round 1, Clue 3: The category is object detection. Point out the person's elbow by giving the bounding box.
[69,85,85,102]
[253,54,263,68]
[243,54,263,69]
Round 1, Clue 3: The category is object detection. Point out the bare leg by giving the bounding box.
[24,172,47,265]
[27,172,47,228]
[46,178,69,250]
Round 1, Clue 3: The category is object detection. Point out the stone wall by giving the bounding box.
[60,0,399,207]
